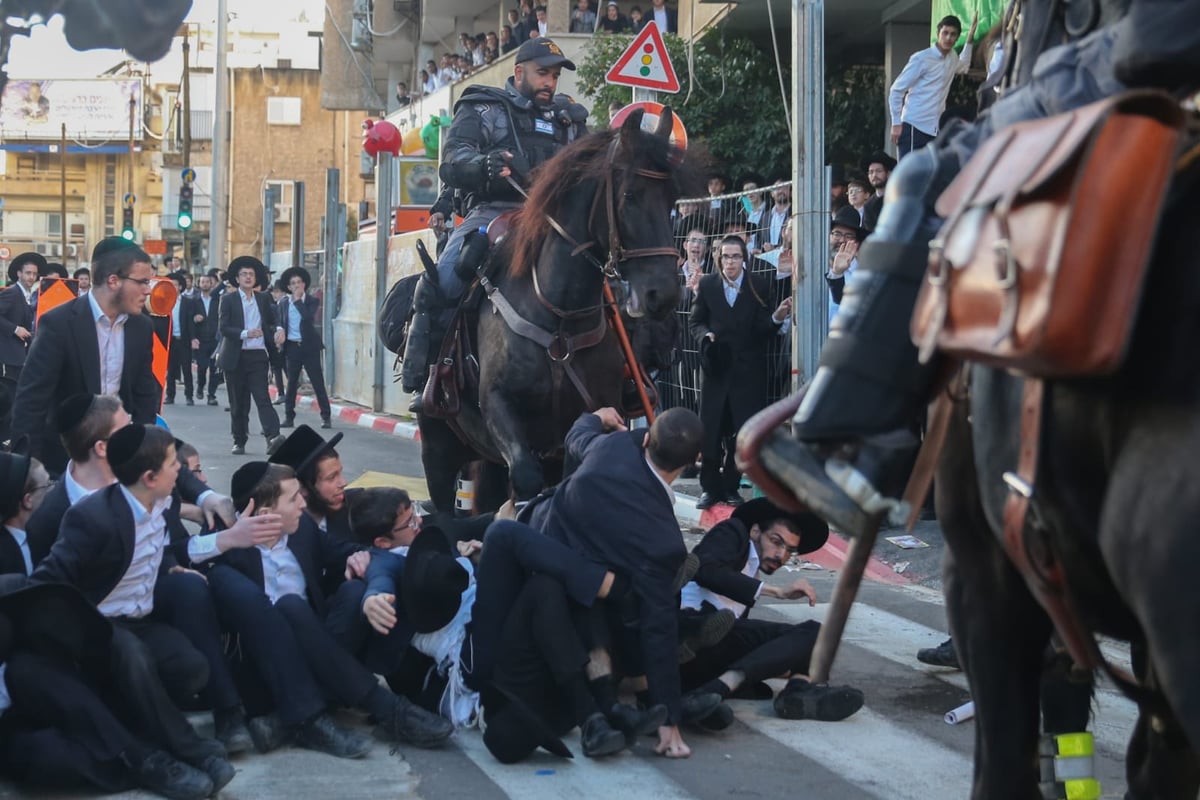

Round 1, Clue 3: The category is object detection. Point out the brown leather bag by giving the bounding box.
[911,91,1185,377]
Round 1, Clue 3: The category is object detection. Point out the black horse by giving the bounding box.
[417,110,691,512]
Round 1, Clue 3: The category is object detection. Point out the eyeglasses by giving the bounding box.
[720,253,743,261]
[29,480,56,495]
[764,530,800,556]
[120,276,153,287]
[829,230,855,241]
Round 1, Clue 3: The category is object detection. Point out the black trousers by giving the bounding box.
[283,341,331,420]
[193,339,219,397]
[699,402,741,497]
[154,570,242,714]
[898,122,936,159]
[227,349,279,445]
[108,618,222,765]
[679,618,821,689]
[167,337,194,399]
[206,565,330,726]
[0,650,140,791]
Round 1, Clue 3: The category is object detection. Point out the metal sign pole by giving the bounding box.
[373,153,394,412]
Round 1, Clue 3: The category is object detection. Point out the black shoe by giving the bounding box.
[680,690,723,724]
[247,713,291,754]
[214,706,254,756]
[678,608,736,664]
[773,679,864,721]
[695,702,735,731]
[266,434,286,456]
[295,713,372,759]
[696,492,719,510]
[729,680,774,701]
[916,638,960,669]
[272,395,286,405]
[606,702,668,747]
[231,444,245,455]
[280,417,295,429]
[376,694,454,748]
[580,712,627,758]
[185,397,194,406]
[194,753,236,794]
[207,396,218,406]
[130,750,213,800]
[321,418,332,429]
[671,552,700,594]
[723,492,745,507]
[164,396,175,405]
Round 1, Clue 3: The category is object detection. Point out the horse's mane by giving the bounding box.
[506,126,689,279]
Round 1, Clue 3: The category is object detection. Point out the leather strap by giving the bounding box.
[899,366,966,529]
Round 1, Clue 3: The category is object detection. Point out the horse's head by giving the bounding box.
[508,108,690,321]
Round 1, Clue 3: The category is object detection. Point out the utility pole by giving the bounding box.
[128,95,136,243]
[182,24,192,268]
[793,0,826,388]
[208,0,229,270]
[59,123,67,261]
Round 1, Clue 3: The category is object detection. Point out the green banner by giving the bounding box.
[930,0,1006,48]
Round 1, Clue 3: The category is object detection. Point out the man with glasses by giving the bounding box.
[12,238,162,475]
[678,497,864,724]
[0,452,52,576]
[824,206,869,322]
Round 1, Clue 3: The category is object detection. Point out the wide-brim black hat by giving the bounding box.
[7,251,47,284]
[829,163,847,186]
[226,255,271,290]
[0,452,31,518]
[0,575,112,662]
[279,266,310,290]
[401,525,469,634]
[699,336,732,376]
[481,682,573,763]
[831,205,869,243]
[732,497,829,555]
[860,150,897,173]
[268,424,344,479]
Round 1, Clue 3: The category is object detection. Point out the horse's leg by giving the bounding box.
[482,387,543,500]
[471,459,511,514]
[417,416,470,514]
[939,398,1052,800]
[1122,642,1200,800]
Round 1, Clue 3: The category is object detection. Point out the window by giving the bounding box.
[267,96,302,126]
[47,213,62,235]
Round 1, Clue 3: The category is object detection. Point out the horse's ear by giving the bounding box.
[621,108,647,137]
[654,107,674,140]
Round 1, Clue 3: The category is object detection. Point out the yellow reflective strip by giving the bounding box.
[1054,732,1095,757]
[1063,778,1101,800]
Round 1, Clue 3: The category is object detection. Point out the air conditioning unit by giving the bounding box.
[273,204,293,224]
[35,242,62,257]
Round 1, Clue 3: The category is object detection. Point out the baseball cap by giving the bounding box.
[515,37,577,71]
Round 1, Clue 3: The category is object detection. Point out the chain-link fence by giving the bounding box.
[655,181,795,417]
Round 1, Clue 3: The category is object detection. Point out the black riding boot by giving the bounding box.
[764,146,961,537]
[402,275,444,408]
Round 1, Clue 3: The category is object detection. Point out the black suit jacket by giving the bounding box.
[33,484,178,607]
[215,513,362,617]
[170,295,196,343]
[863,194,883,233]
[217,289,279,371]
[276,293,324,352]
[534,413,686,723]
[0,528,31,576]
[191,292,220,344]
[691,517,762,618]
[11,296,160,474]
[0,283,34,367]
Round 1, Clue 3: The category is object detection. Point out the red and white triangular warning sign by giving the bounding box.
[604,21,680,94]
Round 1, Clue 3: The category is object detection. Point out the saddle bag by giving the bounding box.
[911,90,1185,376]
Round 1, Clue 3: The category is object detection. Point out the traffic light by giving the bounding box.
[178,181,193,230]
[121,206,135,240]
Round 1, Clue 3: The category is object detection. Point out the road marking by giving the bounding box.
[347,470,429,498]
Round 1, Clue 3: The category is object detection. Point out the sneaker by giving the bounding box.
[695,702,735,731]
[678,608,736,664]
[273,395,286,405]
[213,706,254,756]
[773,679,864,721]
[580,712,627,758]
[321,418,332,429]
[671,552,700,594]
[280,417,295,429]
[247,713,291,754]
[129,750,213,800]
[294,713,372,759]
[207,396,219,406]
[266,434,287,456]
[231,444,246,456]
[185,397,195,406]
[193,753,235,793]
[377,694,454,748]
[679,690,723,724]
[916,638,960,669]
[164,396,175,405]
[606,702,668,747]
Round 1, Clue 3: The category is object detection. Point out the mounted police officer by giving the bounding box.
[753,0,1200,537]
[402,36,589,404]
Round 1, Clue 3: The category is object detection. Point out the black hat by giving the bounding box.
[268,425,344,480]
[401,525,469,634]
[7,251,47,284]
[231,461,273,512]
[831,205,869,243]
[205,268,222,280]
[0,452,32,519]
[515,37,576,70]
[54,393,96,438]
[167,271,188,290]
[732,497,829,555]
[699,336,732,376]
[105,424,147,472]
[860,150,897,173]
[0,574,112,664]
[829,163,847,187]
[91,236,139,264]
[481,682,573,763]
[279,266,311,290]
[226,255,271,289]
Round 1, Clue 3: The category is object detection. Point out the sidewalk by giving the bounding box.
[282,390,947,589]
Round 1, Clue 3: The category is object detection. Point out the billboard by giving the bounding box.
[0,79,143,141]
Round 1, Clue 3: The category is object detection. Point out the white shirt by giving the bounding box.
[0,664,9,718]
[64,461,102,505]
[422,76,438,95]
[537,19,548,36]
[645,451,675,505]
[680,544,762,617]
[287,300,303,342]
[199,293,213,317]
[653,6,670,31]
[828,257,859,321]
[88,291,127,395]
[888,42,973,135]
[17,283,34,305]
[97,488,171,619]
[171,298,183,338]
[4,526,33,575]
[767,205,790,247]
[722,271,744,308]
[239,290,265,350]
[257,536,307,605]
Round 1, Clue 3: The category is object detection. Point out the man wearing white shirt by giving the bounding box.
[650,0,677,33]
[165,271,195,406]
[0,453,51,576]
[888,12,978,157]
